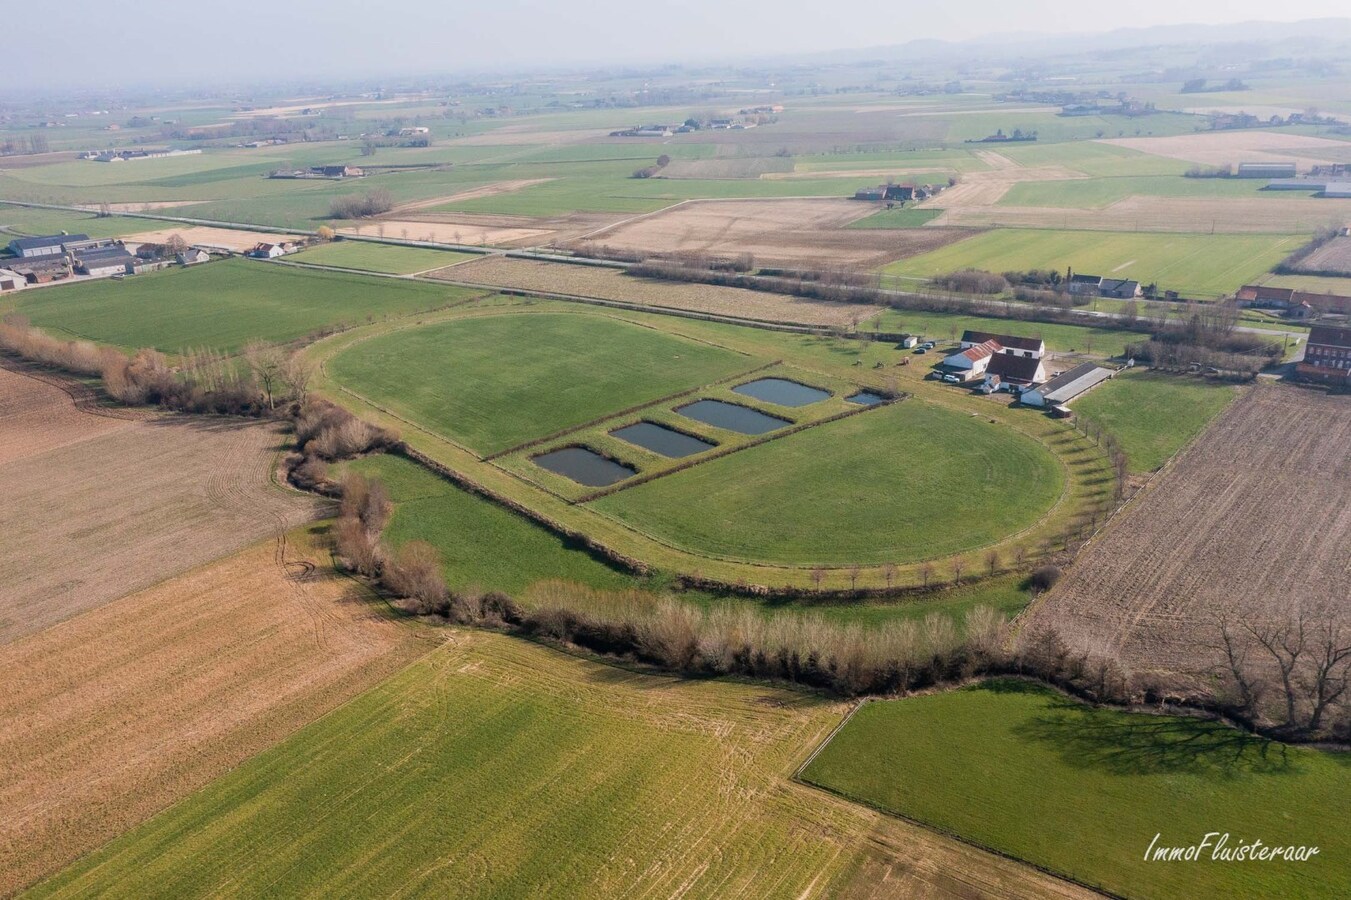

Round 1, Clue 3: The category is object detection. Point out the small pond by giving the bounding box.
[610,421,716,458]
[533,447,636,487]
[675,399,790,435]
[845,391,888,406]
[732,377,831,407]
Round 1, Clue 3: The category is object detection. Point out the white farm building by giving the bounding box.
[1020,363,1115,407]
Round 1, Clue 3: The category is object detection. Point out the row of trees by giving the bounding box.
[329,188,395,219]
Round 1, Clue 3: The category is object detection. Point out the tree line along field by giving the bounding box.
[802,680,1350,899]
[13,259,485,352]
[882,229,1304,298]
[0,529,433,895]
[311,299,1116,590]
[28,630,1093,900]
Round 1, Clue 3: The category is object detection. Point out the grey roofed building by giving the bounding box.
[1021,363,1115,407]
[75,246,136,275]
[1323,182,1351,198]
[8,233,89,258]
[959,330,1045,355]
[1236,162,1297,178]
[1098,278,1141,299]
[985,353,1046,384]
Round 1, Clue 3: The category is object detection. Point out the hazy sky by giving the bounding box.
[4,0,1350,90]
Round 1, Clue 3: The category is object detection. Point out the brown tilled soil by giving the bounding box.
[1296,235,1351,275]
[1099,131,1351,167]
[0,366,324,645]
[121,225,304,252]
[931,195,1351,234]
[568,198,972,268]
[0,534,435,895]
[432,255,880,326]
[1028,385,1351,682]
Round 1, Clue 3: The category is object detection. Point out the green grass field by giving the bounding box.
[999,175,1273,209]
[592,400,1063,566]
[1072,371,1238,473]
[30,632,888,899]
[15,259,476,352]
[802,680,1351,899]
[327,311,753,455]
[349,454,634,594]
[291,240,478,274]
[883,229,1303,298]
[872,307,1139,358]
[0,204,149,239]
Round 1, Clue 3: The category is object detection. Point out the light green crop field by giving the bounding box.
[992,140,1188,176]
[0,204,149,239]
[327,311,754,455]
[15,259,477,352]
[1000,175,1274,208]
[802,680,1351,899]
[348,454,634,594]
[592,400,1063,566]
[30,632,906,899]
[291,240,478,274]
[883,229,1303,297]
[1071,371,1239,473]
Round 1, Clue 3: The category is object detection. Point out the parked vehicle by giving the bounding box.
[942,373,961,384]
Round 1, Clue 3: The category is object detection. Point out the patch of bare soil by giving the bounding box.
[433,256,880,327]
[569,197,971,268]
[388,179,553,214]
[340,218,555,247]
[121,225,304,252]
[0,534,433,895]
[0,368,323,645]
[1099,132,1351,168]
[1029,385,1350,682]
[931,195,1351,233]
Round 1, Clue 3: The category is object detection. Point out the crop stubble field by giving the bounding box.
[29,629,1093,900]
[0,364,322,644]
[1030,385,1351,677]
[0,531,433,895]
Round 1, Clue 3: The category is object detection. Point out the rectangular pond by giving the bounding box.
[845,391,888,406]
[532,446,636,487]
[732,377,831,407]
[610,421,717,458]
[675,399,790,435]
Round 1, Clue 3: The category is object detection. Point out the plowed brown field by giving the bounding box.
[0,364,323,645]
[1029,385,1351,679]
[0,532,434,895]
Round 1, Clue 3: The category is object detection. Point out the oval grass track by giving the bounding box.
[590,400,1064,567]
[325,310,753,456]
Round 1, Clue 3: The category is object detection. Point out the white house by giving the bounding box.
[177,247,211,265]
[941,339,1001,380]
[985,353,1046,387]
[0,268,27,291]
[1021,363,1114,407]
[959,330,1046,360]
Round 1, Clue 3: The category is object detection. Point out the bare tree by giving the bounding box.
[242,340,286,410]
[883,562,897,590]
[810,567,825,590]
[848,565,861,591]
[1304,619,1351,733]
[165,233,188,255]
[984,548,1000,576]
[951,557,966,585]
[279,352,316,406]
[919,561,935,589]
[1247,615,1308,727]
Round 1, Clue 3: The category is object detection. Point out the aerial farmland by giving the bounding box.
[2,10,1348,900]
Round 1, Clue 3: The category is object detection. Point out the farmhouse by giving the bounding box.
[1066,272,1141,299]
[1020,363,1115,407]
[8,234,88,258]
[1297,324,1351,383]
[0,267,26,291]
[939,339,1001,380]
[74,246,136,277]
[1236,162,1297,178]
[246,241,299,259]
[1234,284,1351,316]
[985,352,1047,386]
[177,247,211,265]
[959,330,1046,359]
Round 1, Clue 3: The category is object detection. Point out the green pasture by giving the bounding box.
[0,204,148,239]
[292,240,478,274]
[326,311,754,455]
[999,175,1275,208]
[15,259,475,352]
[802,680,1351,899]
[1072,371,1238,473]
[591,400,1064,566]
[883,229,1303,298]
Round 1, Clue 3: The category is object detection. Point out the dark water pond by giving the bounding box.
[732,377,831,407]
[845,391,887,406]
[675,399,790,435]
[610,421,716,458]
[533,447,636,487]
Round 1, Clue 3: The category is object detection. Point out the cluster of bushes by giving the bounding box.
[631,154,671,179]
[0,315,109,375]
[1184,163,1233,178]
[328,188,395,219]
[286,400,403,494]
[630,258,883,304]
[934,268,1008,295]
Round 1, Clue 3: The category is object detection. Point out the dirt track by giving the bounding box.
[1029,385,1351,680]
[0,534,433,894]
[0,365,323,645]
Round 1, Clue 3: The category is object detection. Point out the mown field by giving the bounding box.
[291,240,479,274]
[998,175,1274,209]
[883,229,1302,297]
[349,454,634,594]
[872,307,1139,358]
[1072,371,1239,473]
[803,680,1351,899]
[26,632,1090,900]
[0,204,149,239]
[14,259,479,351]
[327,311,754,455]
[592,400,1064,566]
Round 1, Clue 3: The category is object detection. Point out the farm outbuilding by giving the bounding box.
[8,234,88,259]
[1236,162,1297,178]
[1322,182,1351,199]
[959,330,1046,359]
[0,268,26,291]
[74,247,136,278]
[1020,363,1114,407]
[940,340,1001,380]
[985,352,1046,386]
